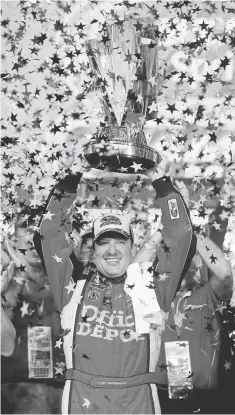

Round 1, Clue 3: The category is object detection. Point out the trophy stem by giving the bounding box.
[143,83,149,122]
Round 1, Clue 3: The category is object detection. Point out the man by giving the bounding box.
[2,222,49,321]
[139,183,233,414]
[34,167,196,414]
[1,250,16,356]
[1,243,18,357]
[1,221,63,414]
[154,234,233,412]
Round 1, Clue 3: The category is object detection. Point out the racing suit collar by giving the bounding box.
[96,270,127,285]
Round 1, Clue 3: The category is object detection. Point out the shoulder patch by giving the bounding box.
[168,198,180,220]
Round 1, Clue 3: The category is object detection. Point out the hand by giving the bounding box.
[174,180,190,208]
[0,248,11,275]
[59,137,92,175]
[1,260,15,294]
[56,157,91,193]
[144,158,170,182]
[3,237,26,268]
[82,169,130,182]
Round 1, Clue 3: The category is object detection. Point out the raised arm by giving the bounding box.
[33,174,83,312]
[154,178,196,310]
[196,235,233,301]
[139,163,196,311]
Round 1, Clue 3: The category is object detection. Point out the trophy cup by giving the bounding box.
[83,19,159,173]
[84,126,158,171]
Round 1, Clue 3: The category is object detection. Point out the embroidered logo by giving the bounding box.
[100,215,122,228]
[88,290,100,301]
[102,295,112,309]
[168,199,180,220]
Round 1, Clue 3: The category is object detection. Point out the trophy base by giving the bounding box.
[84,141,158,172]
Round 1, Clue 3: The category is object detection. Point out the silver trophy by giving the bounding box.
[83,19,159,172]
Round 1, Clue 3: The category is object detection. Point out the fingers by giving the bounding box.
[82,169,125,181]
[4,238,26,268]
[1,260,15,294]
[175,180,182,188]
[155,215,162,230]
[0,249,11,274]
[70,229,82,247]
[174,180,190,207]
[158,158,170,174]
[175,180,186,191]
[76,182,88,203]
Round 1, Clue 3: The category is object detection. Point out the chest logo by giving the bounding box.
[168,198,180,220]
[88,290,101,301]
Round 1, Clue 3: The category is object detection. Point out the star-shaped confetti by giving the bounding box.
[55,338,63,349]
[54,366,64,375]
[224,361,231,370]
[130,162,143,173]
[20,300,29,318]
[65,280,76,294]
[158,273,170,282]
[82,398,91,409]
[52,254,63,263]
[43,211,55,221]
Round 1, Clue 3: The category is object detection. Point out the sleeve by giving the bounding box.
[152,177,197,312]
[33,174,82,312]
[155,282,222,389]
[181,281,222,389]
[183,279,222,310]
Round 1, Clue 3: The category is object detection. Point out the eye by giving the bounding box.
[98,240,108,246]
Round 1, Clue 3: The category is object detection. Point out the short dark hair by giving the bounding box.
[16,218,35,229]
[16,205,42,229]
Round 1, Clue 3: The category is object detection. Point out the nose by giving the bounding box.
[108,240,118,256]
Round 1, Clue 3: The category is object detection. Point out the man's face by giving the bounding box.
[70,229,93,264]
[78,236,93,264]
[16,226,41,267]
[94,231,132,278]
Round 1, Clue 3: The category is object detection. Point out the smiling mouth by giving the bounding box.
[105,258,121,265]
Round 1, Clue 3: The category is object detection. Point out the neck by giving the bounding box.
[97,270,127,284]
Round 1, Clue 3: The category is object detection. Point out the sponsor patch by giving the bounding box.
[91,275,106,290]
[102,295,112,309]
[28,326,53,379]
[168,199,180,220]
[88,290,101,301]
[100,215,122,228]
[165,341,193,399]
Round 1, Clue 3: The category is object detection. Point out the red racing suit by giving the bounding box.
[34,175,196,414]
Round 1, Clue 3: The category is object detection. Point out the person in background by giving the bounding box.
[1,249,16,356]
[146,181,233,414]
[1,221,63,414]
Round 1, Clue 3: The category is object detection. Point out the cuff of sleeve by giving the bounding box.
[152,176,175,198]
[56,173,83,193]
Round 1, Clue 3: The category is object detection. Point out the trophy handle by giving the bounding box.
[82,169,149,182]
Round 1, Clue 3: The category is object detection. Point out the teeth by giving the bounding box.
[106,259,120,264]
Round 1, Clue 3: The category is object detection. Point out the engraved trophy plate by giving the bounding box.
[84,126,159,172]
